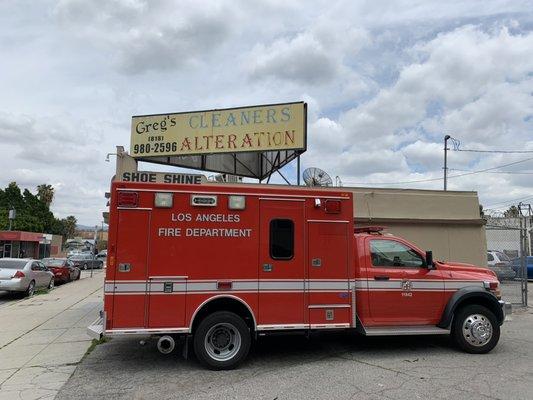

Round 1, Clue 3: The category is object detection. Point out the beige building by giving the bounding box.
[347,187,486,267]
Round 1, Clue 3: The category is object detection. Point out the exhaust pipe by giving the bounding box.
[157,335,175,354]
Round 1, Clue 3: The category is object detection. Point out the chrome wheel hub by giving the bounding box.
[204,323,241,361]
[462,313,493,346]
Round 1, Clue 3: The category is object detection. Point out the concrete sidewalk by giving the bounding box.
[0,270,104,400]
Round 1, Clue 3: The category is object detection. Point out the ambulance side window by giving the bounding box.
[370,239,424,268]
[270,219,294,260]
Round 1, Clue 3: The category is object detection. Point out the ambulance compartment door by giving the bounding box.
[307,221,351,327]
[112,209,149,329]
[258,199,305,327]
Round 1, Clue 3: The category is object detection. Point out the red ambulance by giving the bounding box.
[88,181,510,369]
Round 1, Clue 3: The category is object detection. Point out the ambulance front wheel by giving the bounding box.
[193,311,251,370]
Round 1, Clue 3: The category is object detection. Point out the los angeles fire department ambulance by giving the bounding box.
[88,180,510,369]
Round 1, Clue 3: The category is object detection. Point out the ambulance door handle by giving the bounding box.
[374,275,389,281]
[263,263,273,272]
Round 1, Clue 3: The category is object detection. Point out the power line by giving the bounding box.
[483,195,533,208]
[450,168,533,175]
[449,138,533,153]
[452,149,533,154]
[343,156,533,186]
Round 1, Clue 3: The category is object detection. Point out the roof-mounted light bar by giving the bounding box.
[354,226,385,234]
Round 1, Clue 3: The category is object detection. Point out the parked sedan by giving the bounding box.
[0,258,54,297]
[511,256,533,279]
[42,258,81,284]
[487,250,516,280]
[68,254,103,270]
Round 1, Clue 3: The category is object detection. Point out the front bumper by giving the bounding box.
[0,278,27,292]
[499,300,512,322]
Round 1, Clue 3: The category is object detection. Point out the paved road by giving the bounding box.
[0,270,104,400]
[58,307,533,400]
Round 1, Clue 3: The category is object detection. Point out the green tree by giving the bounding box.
[36,184,54,207]
[503,205,520,218]
[0,182,70,236]
[62,215,77,239]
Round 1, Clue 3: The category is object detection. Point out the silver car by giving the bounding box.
[0,258,54,297]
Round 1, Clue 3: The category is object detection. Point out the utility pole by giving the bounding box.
[443,135,451,191]
[8,208,16,231]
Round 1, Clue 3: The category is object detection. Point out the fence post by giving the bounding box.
[521,218,528,306]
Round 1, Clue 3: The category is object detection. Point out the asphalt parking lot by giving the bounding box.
[57,308,533,400]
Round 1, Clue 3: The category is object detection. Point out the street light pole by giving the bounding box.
[443,135,451,191]
[8,208,16,231]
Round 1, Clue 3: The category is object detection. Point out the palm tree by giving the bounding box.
[37,184,54,207]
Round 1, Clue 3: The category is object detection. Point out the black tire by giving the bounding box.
[99,261,103,269]
[48,278,54,290]
[451,304,500,354]
[25,280,36,297]
[82,263,88,270]
[193,311,251,370]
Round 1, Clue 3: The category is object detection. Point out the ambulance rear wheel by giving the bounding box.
[194,311,250,370]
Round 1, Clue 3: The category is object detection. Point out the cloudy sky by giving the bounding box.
[1,0,532,225]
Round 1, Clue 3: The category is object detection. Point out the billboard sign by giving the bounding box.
[130,102,306,158]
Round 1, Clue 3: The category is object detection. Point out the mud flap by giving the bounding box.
[182,334,192,359]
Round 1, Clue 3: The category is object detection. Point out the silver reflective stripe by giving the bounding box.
[104,279,482,294]
[367,280,403,290]
[411,281,444,290]
[307,281,349,291]
[113,283,147,292]
[259,281,305,291]
[188,282,217,291]
[445,281,484,290]
[232,281,258,291]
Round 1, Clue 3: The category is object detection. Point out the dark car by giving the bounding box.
[42,258,81,283]
[511,256,533,279]
[68,253,103,270]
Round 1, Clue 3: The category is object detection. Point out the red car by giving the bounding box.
[42,258,81,284]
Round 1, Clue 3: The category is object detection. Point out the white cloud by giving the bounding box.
[0,0,532,224]
[53,0,236,74]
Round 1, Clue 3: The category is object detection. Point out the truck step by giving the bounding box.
[87,316,104,340]
[363,326,450,336]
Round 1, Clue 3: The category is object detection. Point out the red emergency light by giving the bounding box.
[324,199,342,214]
[117,191,138,207]
[354,226,385,234]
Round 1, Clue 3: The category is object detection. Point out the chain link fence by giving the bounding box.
[486,218,530,307]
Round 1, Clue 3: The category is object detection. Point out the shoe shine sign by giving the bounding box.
[130,102,306,158]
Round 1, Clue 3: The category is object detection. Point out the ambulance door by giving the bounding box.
[112,209,149,329]
[307,221,351,327]
[258,199,305,327]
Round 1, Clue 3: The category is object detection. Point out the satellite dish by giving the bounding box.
[303,167,333,187]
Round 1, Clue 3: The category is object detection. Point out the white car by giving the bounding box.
[0,258,55,296]
[487,251,516,280]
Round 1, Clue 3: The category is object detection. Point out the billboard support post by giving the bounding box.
[297,154,301,186]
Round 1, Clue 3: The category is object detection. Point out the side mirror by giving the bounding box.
[425,251,434,269]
